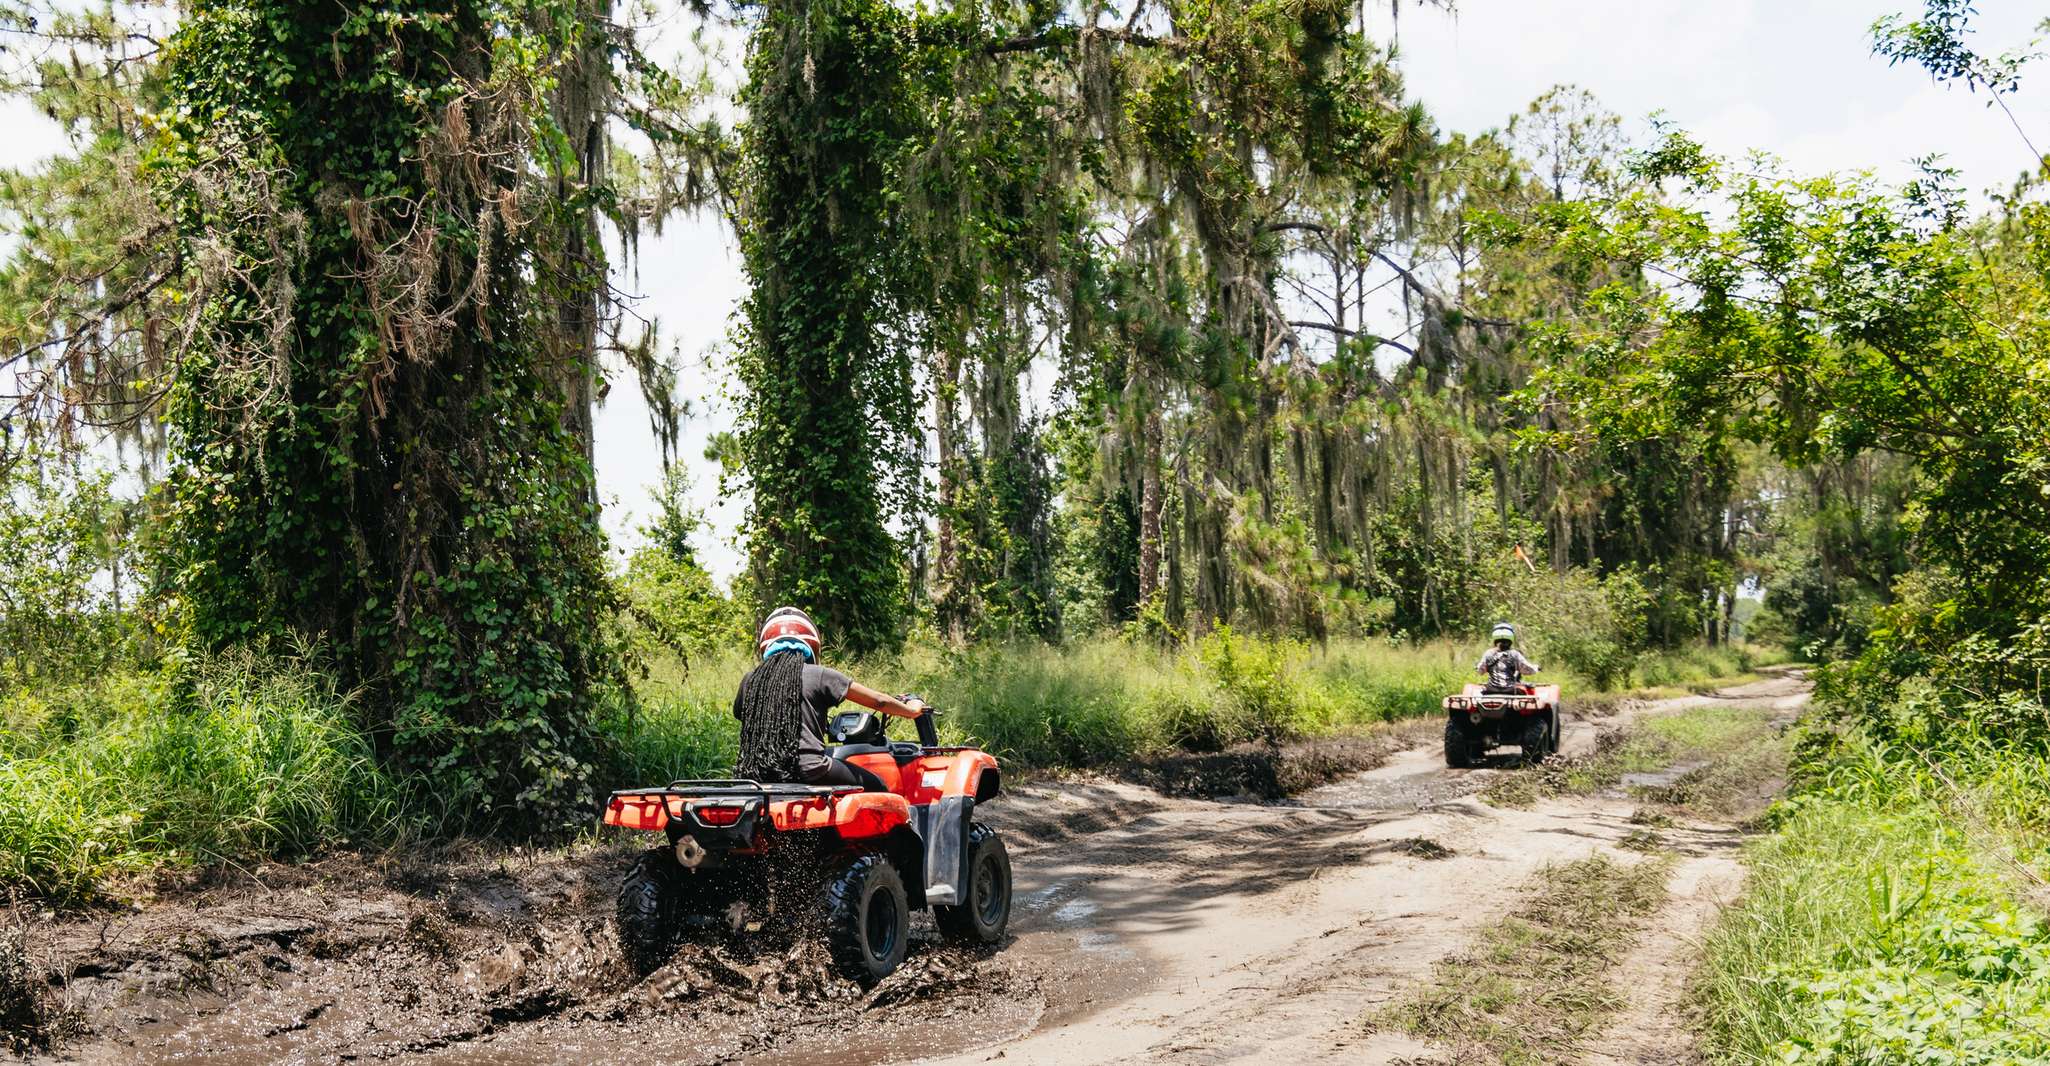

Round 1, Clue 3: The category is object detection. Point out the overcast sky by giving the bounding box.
[7,1,2044,580]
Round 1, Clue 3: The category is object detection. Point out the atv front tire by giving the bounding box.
[936,823,1012,945]
[617,847,684,976]
[825,851,910,985]
[1519,716,1553,764]
[1444,720,1480,769]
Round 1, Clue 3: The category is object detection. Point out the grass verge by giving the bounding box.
[1483,703,1791,815]
[1382,853,1672,1064]
[1695,727,2050,1063]
[0,653,408,901]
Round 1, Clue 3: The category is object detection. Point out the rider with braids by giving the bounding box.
[733,607,925,791]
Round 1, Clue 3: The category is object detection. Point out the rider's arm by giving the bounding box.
[1475,651,1492,674]
[845,681,926,719]
[1518,651,1541,675]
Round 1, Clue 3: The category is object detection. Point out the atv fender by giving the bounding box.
[773,792,912,840]
[920,753,996,905]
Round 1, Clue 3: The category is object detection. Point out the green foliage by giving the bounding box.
[601,646,747,786]
[617,468,748,665]
[146,0,626,830]
[1701,787,2050,1064]
[1193,626,1314,745]
[0,653,408,901]
[730,0,921,657]
[1476,552,1650,690]
[0,452,140,688]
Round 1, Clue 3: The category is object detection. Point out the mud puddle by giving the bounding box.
[1615,760,1712,793]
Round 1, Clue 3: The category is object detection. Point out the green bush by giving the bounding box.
[1195,626,1309,745]
[1700,790,2050,1064]
[0,653,408,900]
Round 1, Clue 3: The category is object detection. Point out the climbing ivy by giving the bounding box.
[730,0,924,656]
[148,0,624,829]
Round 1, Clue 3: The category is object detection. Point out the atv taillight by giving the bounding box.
[692,803,745,828]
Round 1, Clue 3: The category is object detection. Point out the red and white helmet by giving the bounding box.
[757,606,822,659]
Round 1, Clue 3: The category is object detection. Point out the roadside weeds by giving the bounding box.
[1377,853,1673,1065]
[1481,703,1791,818]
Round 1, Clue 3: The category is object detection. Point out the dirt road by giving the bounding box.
[22,674,1807,1065]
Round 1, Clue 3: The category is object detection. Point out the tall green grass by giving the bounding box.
[0,654,407,900]
[0,632,1771,898]
[607,634,1772,781]
[1697,724,2050,1064]
[1699,794,2050,1063]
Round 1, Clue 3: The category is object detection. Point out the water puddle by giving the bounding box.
[1025,881,1069,909]
[1615,760,1709,793]
[1053,898,1099,924]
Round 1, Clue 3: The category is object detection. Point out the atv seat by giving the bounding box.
[1482,683,1535,696]
[829,741,926,764]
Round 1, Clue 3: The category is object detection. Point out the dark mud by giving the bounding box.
[1117,727,1426,800]
[13,788,1137,1066]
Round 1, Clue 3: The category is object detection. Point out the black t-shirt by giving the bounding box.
[732,663,852,775]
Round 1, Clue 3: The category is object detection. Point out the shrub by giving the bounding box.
[1195,626,1307,744]
[0,652,408,901]
[1700,792,2050,1064]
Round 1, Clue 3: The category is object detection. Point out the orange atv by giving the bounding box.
[1441,683,1563,767]
[600,700,1010,984]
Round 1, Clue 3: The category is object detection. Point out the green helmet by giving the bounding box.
[1491,622,1516,644]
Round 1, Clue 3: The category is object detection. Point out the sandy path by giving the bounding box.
[914,673,1807,1066]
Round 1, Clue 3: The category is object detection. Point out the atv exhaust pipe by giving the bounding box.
[674,836,707,869]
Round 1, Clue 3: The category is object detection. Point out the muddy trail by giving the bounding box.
[13,673,1808,1065]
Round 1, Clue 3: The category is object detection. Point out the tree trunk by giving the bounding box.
[1138,405,1163,606]
[933,343,965,643]
[551,0,610,497]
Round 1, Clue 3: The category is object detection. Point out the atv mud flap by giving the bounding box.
[921,796,973,905]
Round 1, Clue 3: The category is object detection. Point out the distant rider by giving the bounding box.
[1476,622,1541,694]
[732,606,925,791]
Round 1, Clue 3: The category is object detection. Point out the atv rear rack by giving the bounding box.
[635,778,863,798]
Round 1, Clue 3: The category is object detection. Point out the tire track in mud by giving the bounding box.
[20,675,1807,1066]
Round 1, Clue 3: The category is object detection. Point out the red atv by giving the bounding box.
[600,701,1011,984]
[1441,683,1563,767]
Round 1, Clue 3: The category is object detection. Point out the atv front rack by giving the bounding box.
[1444,694,1541,712]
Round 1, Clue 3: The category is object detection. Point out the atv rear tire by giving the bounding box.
[936,823,1012,945]
[825,851,910,985]
[1519,716,1552,764]
[617,847,683,976]
[1444,720,1480,769]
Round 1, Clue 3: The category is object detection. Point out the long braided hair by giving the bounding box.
[734,648,809,781]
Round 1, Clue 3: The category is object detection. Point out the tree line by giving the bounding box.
[2,0,2036,826]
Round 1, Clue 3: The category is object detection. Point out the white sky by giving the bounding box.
[7,1,2044,581]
